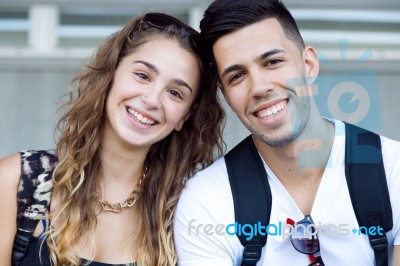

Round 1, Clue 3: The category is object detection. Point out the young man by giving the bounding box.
[173,0,400,265]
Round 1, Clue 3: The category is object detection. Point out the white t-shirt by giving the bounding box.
[174,120,400,266]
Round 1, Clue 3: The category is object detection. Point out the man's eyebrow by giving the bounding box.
[256,49,285,62]
[221,64,245,79]
[133,60,159,75]
[220,49,286,79]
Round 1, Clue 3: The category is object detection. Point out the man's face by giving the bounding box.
[213,18,318,147]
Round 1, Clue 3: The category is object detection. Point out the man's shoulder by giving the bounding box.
[381,134,400,151]
[185,156,229,191]
[380,135,400,176]
[177,156,234,211]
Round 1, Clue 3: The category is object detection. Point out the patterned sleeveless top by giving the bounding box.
[15,150,135,266]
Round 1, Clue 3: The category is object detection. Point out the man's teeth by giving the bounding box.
[257,101,286,118]
[127,108,156,125]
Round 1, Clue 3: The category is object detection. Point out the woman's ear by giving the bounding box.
[174,104,197,131]
[303,46,319,85]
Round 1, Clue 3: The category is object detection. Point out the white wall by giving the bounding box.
[1,1,399,157]
[0,67,76,157]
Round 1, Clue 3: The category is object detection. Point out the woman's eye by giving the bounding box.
[136,73,149,81]
[168,89,183,99]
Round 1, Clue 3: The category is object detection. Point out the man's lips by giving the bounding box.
[254,99,288,118]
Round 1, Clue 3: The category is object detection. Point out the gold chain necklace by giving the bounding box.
[97,170,146,213]
[98,190,140,213]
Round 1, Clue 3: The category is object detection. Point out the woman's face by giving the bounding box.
[104,37,200,149]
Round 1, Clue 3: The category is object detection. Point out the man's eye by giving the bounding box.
[266,59,283,66]
[228,72,245,84]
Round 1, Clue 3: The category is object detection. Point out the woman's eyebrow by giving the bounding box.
[133,60,193,93]
[171,79,193,94]
[133,60,159,75]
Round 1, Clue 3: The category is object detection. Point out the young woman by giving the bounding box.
[0,12,224,266]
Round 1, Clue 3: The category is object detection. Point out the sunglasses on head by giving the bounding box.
[141,12,203,56]
[288,215,325,266]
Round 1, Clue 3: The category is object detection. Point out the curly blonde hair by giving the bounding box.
[47,14,225,265]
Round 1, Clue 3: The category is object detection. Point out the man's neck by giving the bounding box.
[253,117,335,214]
[254,117,335,185]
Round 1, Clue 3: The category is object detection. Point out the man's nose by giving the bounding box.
[249,70,274,98]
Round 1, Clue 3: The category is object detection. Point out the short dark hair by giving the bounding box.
[200,0,305,59]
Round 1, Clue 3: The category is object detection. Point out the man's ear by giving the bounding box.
[303,46,319,84]
[174,104,197,131]
[217,79,223,90]
[217,79,231,105]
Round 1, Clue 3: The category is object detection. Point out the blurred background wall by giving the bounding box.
[1,0,399,158]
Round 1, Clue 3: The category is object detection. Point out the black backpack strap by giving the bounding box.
[225,135,272,266]
[12,150,57,265]
[344,123,392,266]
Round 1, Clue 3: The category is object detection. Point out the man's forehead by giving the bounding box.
[213,17,284,46]
[212,18,287,69]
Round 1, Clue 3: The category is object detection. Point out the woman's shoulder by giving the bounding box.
[0,153,22,191]
[17,149,57,210]
[0,153,23,260]
[18,149,58,176]
[0,149,58,182]
[19,149,58,164]
[0,149,58,215]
